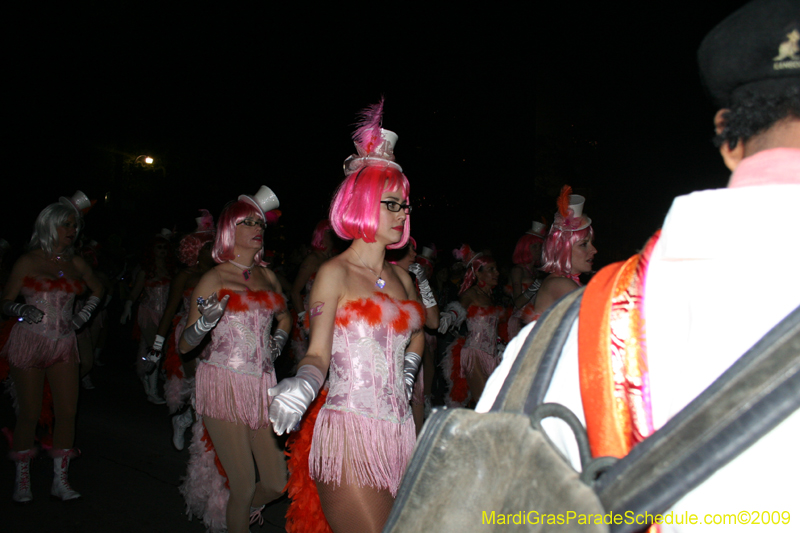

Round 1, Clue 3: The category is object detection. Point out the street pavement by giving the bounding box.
[0,328,289,533]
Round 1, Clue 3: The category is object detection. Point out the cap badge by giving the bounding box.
[773,29,800,70]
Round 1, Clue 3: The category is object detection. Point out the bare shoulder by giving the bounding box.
[389,263,417,300]
[195,265,224,296]
[317,254,348,283]
[72,254,90,273]
[459,287,477,308]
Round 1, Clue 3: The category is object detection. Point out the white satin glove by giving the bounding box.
[73,296,101,330]
[119,300,133,324]
[438,301,467,334]
[403,351,422,401]
[142,334,165,374]
[409,263,437,308]
[182,293,229,347]
[268,365,324,435]
[269,329,289,363]
[2,301,44,324]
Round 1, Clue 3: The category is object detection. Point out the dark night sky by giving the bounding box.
[3,2,751,269]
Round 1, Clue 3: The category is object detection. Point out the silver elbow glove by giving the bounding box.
[183,293,229,348]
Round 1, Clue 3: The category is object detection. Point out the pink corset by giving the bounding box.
[463,305,503,356]
[325,293,425,422]
[311,293,425,494]
[201,289,286,375]
[139,278,170,327]
[195,289,286,429]
[18,277,84,341]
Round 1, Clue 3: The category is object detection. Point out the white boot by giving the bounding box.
[81,374,95,390]
[50,449,80,501]
[171,407,193,450]
[145,371,166,405]
[10,449,35,503]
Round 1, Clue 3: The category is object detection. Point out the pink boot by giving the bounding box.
[10,449,36,503]
[50,448,81,501]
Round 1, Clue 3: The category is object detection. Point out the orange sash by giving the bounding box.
[578,231,660,459]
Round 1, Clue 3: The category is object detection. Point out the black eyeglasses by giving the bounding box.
[381,201,413,214]
[237,218,266,229]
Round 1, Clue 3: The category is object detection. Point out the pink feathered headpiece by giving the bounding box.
[178,209,216,266]
[343,97,403,176]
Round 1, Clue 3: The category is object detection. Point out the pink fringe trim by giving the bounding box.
[0,327,78,370]
[180,419,228,533]
[460,346,498,379]
[195,362,276,430]
[310,408,416,497]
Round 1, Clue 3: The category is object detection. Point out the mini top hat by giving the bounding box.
[527,221,547,239]
[553,186,591,232]
[194,209,215,233]
[343,98,404,176]
[59,190,91,217]
[157,228,173,241]
[238,186,280,220]
[419,246,436,260]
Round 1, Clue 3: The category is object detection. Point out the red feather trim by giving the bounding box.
[334,293,424,334]
[22,276,85,294]
[218,289,286,314]
[557,185,572,219]
[285,388,333,533]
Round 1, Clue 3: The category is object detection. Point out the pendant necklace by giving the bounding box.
[52,254,65,278]
[352,248,386,289]
[228,259,254,281]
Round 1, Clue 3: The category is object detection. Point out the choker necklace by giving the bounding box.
[352,248,386,289]
[228,260,255,281]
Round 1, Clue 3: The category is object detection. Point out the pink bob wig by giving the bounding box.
[540,225,594,277]
[212,200,268,266]
[179,231,215,266]
[310,219,332,251]
[512,233,544,266]
[460,253,496,295]
[329,164,411,250]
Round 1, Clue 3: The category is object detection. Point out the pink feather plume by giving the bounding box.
[353,97,385,155]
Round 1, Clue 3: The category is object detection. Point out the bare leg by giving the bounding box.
[466,364,488,407]
[8,366,46,452]
[203,417,257,533]
[249,427,287,507]
[45,362,80,450]
[316,479,395,533]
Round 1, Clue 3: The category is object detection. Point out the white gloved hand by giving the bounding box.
[2,301,44,324]
[268,365,324,435]
[183,293,229,347]
[119,300,133,324]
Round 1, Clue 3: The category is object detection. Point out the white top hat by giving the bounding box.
[58,190,91,217]
[420,246,435,260]
[343,128,404,176]
[157,228,173,240]
[554,192,592,232]
[238,185,280,220]
[526,221,547,238]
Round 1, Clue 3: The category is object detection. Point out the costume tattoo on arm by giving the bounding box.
[309,302,324,318]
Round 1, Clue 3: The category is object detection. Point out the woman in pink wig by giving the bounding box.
[270,100,425,533]
[506,222,547,340]
[531,186,597,320]
[289,219,335,362]
[439,245,505,407]
[178,190,291,533]
[1,191,104,503]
